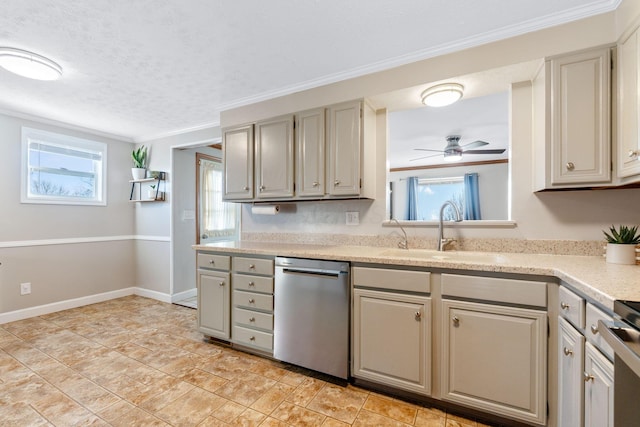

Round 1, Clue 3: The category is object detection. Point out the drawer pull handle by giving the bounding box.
[584,372,595,382]
[249,317,255,322]
[249,264,255,269]
[560,302,570,310]
[218,281,224,287]
[414,311,421,321]
[248,281,255,287]
[563,347,573,356]
[452,316,460,326]
[566,162,575,171]
[249,336,256,341]
[248,299,255,304]
[209,260,215,265]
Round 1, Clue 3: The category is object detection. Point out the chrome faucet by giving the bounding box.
[391,218,409,249]
[437,201,462,251]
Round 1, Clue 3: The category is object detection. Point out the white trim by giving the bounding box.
[0,235,170,248]
[0,287,173,324]
[171,288,197,303]
[0,108,133,142]
[135,122,221,143]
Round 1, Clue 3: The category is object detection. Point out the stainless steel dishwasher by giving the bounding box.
[274,257,350,379]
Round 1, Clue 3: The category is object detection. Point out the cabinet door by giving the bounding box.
[198,270,230,340]
[441,300,547,425]
[352,288,431,395]
[557,316,585,427]
[584,342,614,427]
[255,115,294,199]
[550,48,611,185]
[223,124,254,200]
[618,28,640,178]
[327,101,361,196]
[296,108,325,197]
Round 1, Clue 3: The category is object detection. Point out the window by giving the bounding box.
[416,176,464,220]
[198,154,238,242]
[21,127,107,205]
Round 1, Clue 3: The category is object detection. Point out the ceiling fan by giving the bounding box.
[411,135,506,162]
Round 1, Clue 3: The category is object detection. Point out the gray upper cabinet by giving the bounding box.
[327,100,362,196]
[255,115,294,199]
[618,27,640,180]
[296,108,325,197]
[223,124,254,200]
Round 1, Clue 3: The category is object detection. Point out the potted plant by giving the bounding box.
[603,225,640,265]
[131,146,147,180]
[147,184,157,200]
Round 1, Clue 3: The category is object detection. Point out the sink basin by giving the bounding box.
[380,248,506,263]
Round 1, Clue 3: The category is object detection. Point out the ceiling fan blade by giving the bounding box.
[460,140,489,150]
[413,148,444,153]
[464,149,506,154]
[409,153,443,161]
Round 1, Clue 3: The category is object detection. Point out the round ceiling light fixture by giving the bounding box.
[421,83,464,107]
[0,47,62,81]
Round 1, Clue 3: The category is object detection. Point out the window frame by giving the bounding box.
[21,127,108,206]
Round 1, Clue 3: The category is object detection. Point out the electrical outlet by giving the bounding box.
[20,282,31,295]
[346,211,359,226]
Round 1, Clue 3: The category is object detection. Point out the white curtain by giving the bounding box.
[202,160,237,239]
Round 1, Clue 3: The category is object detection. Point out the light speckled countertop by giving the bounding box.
[193,241,640,310]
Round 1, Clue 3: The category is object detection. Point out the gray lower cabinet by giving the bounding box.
[197,253,231,340]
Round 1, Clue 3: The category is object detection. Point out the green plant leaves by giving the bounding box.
[603,224,640,244]
[132,145,147,168]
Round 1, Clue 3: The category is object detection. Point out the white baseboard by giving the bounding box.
[0,287,173,324]
[171,288,197,303]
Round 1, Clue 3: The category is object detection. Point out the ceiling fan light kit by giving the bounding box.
[0,47,62,81]
[421,83,464,107]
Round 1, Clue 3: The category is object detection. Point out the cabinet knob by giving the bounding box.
[566,162,575,171]
[584,372,595,382]
[629,150,638,158]
[249,336,256,341]
[590,324,599,335]
[560,302,570,310]
[249,317,255,322]
[452,316,460,326]
[563,347,573,356]
[312,181,319,187]
[218,281,224,287]
[248,281,255,287]
[334,180,340,186]
[249,264,255,269]
[209,260,215,265]
[414,311,422,321]
[259,185,265,191]
[248,298,255,304]
[243,186,249,191]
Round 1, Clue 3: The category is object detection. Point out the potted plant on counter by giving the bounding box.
[131,145,147,180]
[603,224,640,265]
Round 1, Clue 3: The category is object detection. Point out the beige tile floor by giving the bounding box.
[0,296,498,426]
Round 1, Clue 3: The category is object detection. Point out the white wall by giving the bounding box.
[0,113,135,315]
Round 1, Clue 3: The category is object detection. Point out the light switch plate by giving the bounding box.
[182,210,195,221]
[346,211,359,226]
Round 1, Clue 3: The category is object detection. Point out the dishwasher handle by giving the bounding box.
[279,266,345,278]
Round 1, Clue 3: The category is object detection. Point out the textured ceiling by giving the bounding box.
[0,0,619,141]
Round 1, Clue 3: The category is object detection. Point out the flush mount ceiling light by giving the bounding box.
[421,83,464,107]
[0,47,62,81]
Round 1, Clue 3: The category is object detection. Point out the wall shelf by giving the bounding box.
[130,171,166,202]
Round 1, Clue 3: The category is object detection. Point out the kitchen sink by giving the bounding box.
[380,248,507,263]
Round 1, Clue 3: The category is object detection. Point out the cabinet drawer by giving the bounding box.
[232,273,273,294]
[233,325,273,351]
[585,303,613,360]
[442,274,547,308]
[197,253,230,271]
[233,307,273,331]
[233,257,274,275]
[559,286,585,329]
[353,267,430,293]
[233,290,273,312]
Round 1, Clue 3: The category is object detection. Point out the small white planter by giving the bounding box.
[147,188,157,199]
[131,168,146,180]
[605,243,638,265]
